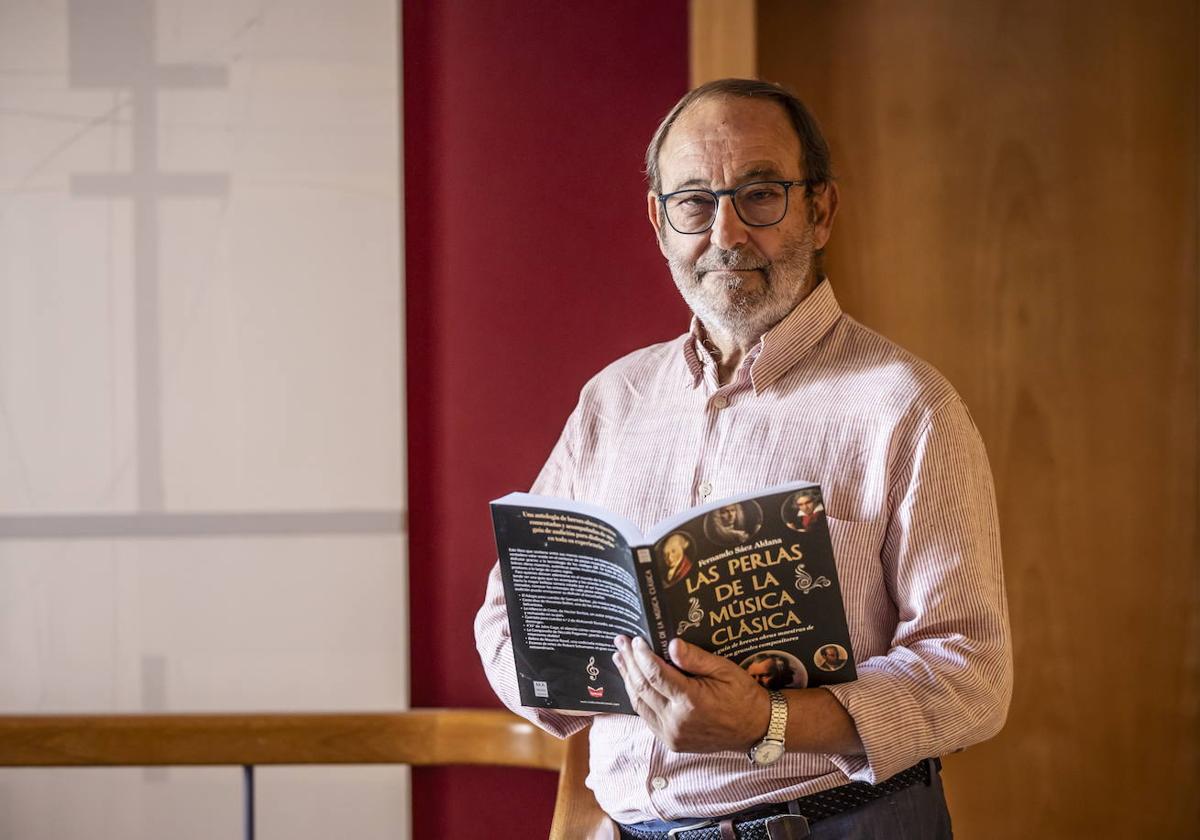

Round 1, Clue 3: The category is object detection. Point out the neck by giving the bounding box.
[698,273,825,385]
[700,323,760,385]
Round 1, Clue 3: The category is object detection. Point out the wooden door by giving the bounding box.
[695,1,1199,835]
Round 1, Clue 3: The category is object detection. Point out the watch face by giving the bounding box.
[751,740,785,766]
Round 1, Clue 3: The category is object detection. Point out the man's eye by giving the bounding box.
[745,189,780,203]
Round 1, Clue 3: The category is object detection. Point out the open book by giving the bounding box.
[490,481,856,714]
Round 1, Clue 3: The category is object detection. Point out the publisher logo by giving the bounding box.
[585,656,604,698]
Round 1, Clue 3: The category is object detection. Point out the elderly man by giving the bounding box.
[475,78,1011,839]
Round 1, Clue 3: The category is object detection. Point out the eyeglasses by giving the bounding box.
[656,179,813,235]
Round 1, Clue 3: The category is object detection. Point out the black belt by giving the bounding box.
[618,759,939,840]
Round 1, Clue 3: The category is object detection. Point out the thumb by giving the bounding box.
[668,638,736,677]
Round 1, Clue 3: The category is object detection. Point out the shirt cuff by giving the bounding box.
[821,663,938,784]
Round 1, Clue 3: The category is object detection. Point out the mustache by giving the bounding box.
[695,249,769,273]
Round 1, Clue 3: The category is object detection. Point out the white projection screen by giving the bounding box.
[0,1,409,837]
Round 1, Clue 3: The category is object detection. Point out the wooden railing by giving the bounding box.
[0,709,568,839]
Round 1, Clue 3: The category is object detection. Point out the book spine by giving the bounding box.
[634,546,671,659]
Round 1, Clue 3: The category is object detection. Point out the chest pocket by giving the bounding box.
[825,513,894,659]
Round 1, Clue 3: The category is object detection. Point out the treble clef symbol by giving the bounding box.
[676,597,704,635]
[586,656,600,682]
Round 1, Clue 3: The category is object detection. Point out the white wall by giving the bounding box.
[0,0,408,837]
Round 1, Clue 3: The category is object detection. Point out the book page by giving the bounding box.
[491,501,644,713]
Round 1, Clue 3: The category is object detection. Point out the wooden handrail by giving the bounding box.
[0,709,564,770]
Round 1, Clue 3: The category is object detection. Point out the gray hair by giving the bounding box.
[644,78,834,195]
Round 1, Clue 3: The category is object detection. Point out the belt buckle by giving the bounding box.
[666,820,714,837]
[764,814,812,839]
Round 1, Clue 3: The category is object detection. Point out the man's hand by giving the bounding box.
[612,634,771,753]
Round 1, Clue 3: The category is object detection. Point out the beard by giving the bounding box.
[664,224,818,343]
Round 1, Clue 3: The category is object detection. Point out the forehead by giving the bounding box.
[659,96,802,190]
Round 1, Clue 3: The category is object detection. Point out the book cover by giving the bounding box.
[491,481,856,714]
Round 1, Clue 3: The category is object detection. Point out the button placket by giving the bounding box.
[693,359,750,507]
[708,374,750,481]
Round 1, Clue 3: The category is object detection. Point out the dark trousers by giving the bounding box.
[806,766,952,839]
[624,763,953,839]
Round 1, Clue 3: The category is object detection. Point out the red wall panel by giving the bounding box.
[403,2,689,835]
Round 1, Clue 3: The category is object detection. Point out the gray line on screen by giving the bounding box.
[0,510,406,540]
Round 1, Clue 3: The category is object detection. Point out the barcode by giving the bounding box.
[533,680,549,698]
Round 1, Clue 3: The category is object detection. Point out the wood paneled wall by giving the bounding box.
[690,0,755,84]
[695,1,1199,836]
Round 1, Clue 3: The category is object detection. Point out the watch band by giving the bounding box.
[748,690,788,766]
[765,689,788,741]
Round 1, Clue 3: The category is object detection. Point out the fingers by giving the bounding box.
[632,636,689,692]
[613,636,679,712]
[613,636,761,754]
[614,637,664,702]
[629,636,690,694]
[613,637,674,743]
[618,658,665,727]
[668,637,739,678]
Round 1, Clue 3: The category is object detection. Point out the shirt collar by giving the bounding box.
[680,278,844,393]
[681,318,712,386]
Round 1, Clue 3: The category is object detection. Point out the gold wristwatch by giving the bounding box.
[748,690,788,766]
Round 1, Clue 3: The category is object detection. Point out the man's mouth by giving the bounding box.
[700,266,766,275]
[699,267,769,288]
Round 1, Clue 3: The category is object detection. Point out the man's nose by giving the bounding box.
[709,195,750,250]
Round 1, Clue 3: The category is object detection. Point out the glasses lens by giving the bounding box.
[665,190,717,233]
[734,182,789,226]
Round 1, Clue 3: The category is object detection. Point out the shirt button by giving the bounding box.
[651,776,668,791]
[698,481,712,499]
[712,395,728,409]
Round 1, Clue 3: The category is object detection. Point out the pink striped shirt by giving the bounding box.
[474,279,1012,824]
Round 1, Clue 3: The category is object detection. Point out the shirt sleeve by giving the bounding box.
[823,397,1013,783]
[473,403,596,739]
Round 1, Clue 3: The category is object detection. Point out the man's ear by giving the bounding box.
[808,181,839,250]
[647,192,665,245]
